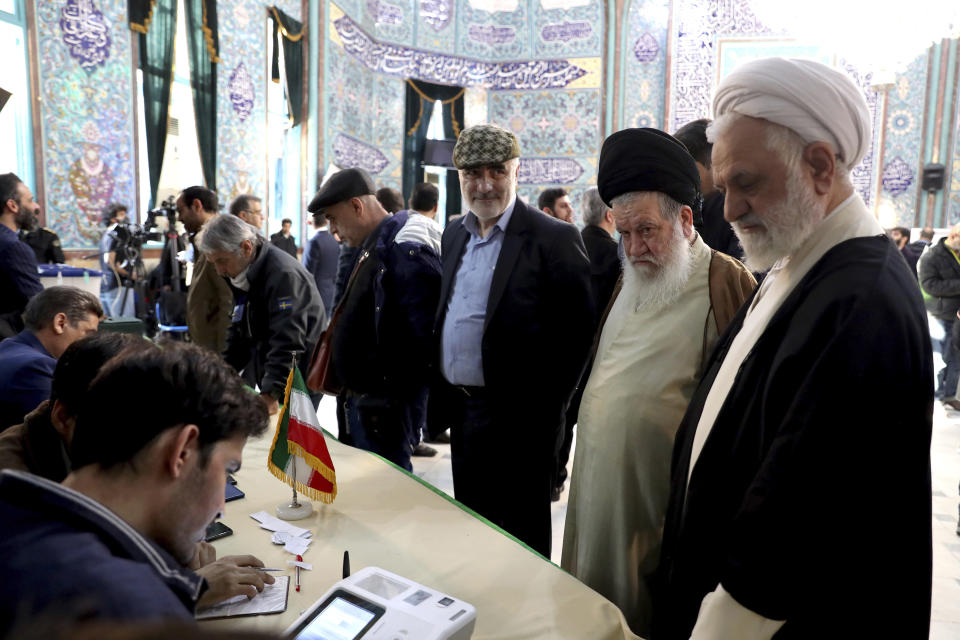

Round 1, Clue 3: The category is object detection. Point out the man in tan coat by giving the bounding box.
[561,128,754,636]
[178,186,233,353]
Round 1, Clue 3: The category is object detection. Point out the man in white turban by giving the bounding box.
[653,58,933,640]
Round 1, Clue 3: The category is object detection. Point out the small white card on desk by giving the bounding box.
[250,511,311,538]
[196,575,289,620]
[284,537,311,556]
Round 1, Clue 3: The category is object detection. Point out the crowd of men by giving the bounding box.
[0,56,938,638]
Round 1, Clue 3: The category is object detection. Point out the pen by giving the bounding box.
[256,568,284,572]
[296,554,302,592]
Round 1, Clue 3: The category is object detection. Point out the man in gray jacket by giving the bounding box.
[199,214,325,414]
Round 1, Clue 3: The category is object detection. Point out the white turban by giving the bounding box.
[712,57,872,170]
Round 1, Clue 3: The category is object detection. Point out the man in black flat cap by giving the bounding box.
[559,127,755,635]
[428,124,594,557]
[308,168,441,471]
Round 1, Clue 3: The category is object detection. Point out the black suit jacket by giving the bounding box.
[580,225,620,317]
[431,198,594,436]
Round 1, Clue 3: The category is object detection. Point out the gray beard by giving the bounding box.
[621,223,694,313]
[733,168,826,273]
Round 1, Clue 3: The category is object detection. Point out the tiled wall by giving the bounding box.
[35,0,137,248]
[322,0,604,219]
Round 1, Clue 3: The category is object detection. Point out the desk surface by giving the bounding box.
[201,430,639,640]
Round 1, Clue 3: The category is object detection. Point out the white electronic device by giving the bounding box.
[285,566,476,640]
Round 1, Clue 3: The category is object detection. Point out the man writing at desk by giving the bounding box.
[0,343,275,632]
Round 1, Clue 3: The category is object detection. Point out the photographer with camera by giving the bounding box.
[98,203,134,316]
[178,187,233,354]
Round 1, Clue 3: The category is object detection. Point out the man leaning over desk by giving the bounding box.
[0,343,275,633]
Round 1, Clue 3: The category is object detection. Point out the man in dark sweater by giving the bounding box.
[270,218,298,258]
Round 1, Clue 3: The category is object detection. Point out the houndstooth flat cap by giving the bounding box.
[452,124,521,170]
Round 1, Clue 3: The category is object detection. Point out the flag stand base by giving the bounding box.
[276,500,313,521]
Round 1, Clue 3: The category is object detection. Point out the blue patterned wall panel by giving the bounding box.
[879,54,927,226]
[620,0,668,130]
[36,0,137,248]
[457,1,528,61]
[414,0,457,53]
[217,1,270,204]
[370,0,415,46]
[533,1,602,59]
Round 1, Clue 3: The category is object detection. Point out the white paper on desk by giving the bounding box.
[195,575,289,620]
[284,537,311,555]
[288,560,313,570]
[250,511,310,538]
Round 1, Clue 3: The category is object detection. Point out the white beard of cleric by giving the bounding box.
[621,218,694,313]
[732,163,826,273]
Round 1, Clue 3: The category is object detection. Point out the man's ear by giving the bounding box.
[803,141,837,196]
[163,424,200,479]
[679,205,694,237]
[50,400,76,444]
[604,209,614,224]
[51,312,68,336]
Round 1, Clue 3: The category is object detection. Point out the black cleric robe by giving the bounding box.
[653,235,933,640]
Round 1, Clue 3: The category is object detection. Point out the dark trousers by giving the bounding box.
[448,387,553,557]
[343,393,414,472]
[555,379,585,489]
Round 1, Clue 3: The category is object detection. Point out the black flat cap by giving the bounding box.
[597,128,702,215]
[308,168,377,213]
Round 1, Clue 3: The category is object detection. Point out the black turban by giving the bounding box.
[597,128,702,216]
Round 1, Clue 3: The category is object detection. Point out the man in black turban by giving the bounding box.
[561,128,755,636]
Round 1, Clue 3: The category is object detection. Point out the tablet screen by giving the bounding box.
[291,590,384,640]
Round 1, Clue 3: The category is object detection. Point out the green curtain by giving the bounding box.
[131,0,177,208]
[270,6,304,126]
[184,0,219,191]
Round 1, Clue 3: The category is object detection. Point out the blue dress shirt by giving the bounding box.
[440,200,516,386]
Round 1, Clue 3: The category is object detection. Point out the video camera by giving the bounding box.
[113,195,179,278]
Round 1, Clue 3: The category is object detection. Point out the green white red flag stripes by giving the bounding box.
[268,365,337,503]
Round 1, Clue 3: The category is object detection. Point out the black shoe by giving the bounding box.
[551,483,564,502]
[425,431,451,444]
[944,397,960,411]
[413,443,438,457]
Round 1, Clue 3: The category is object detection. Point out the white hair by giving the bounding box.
[197,213,263,255]
[610,191,683,221]
[707,113,851,188]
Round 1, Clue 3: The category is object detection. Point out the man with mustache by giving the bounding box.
[562,128,754,636]
[429,124,594,557]
[653,58,933,639]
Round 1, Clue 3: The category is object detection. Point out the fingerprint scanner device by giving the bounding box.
[285,566,476,640]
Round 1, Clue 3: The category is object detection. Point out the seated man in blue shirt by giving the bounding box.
[0,343,273,632]
[0,285,102,431]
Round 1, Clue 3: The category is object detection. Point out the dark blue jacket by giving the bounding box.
[0,330,55,431]
[0,470,203,633]
[331,212,441,447]
[303,228,339,315]
[0,225,42,337]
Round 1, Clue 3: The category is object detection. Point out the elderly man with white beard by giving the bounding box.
[561,127,755,637]
[652,58,933,640]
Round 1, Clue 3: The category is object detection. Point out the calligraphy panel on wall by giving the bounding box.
[620,0,669,131]
[36,0,136,249]
[415,0,457,53]
[458,0,528,60]
[533,0,602,59]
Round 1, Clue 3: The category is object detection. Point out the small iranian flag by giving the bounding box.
[268,365,337,503]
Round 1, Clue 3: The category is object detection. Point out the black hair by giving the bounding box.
[179,186,218,213]
[893,226,911,242]
[51,333,148,412]
[410,183,439,212]
[229,194,261,217]
[376,187,404,214]
[537,188,568,212]
[0,173,23,210]
[673,119,713,167]
[70,342,269,470]
[101,202,128,225]
[281,218,292,226]
[23,286,103,332]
